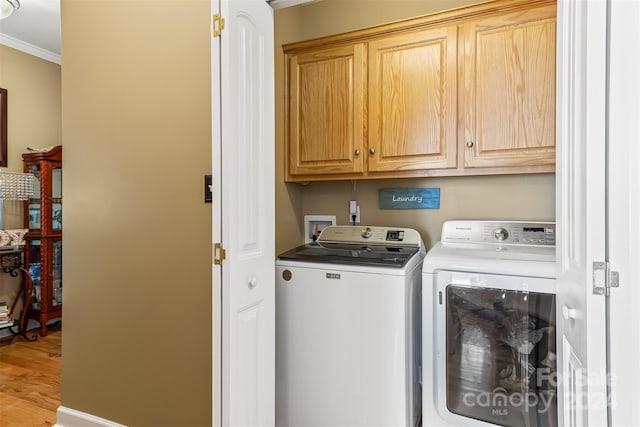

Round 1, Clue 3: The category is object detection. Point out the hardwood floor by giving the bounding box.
[0,330,61,426]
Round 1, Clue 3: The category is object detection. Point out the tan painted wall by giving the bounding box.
[274,7,304,256]
[60,1,212,425]
[299,175,555,247]
[0,45,61,319]
[274,0,555,252]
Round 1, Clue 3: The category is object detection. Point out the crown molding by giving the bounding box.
[0,32,61,65]
[268,0,321,10]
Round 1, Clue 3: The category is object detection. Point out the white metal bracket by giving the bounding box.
[593,261,619,296]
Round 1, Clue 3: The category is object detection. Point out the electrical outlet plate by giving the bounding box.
[349,200,360,224]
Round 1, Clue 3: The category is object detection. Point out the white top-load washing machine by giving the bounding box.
[422,220,557,427]
[276,225,426,427]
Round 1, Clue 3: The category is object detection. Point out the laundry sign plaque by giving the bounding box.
[379,188,440,209]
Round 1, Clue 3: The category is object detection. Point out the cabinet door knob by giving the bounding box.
[354,149,360,156]
[248,277,258,289]
[369,147,375,155]
[466,140,474,148]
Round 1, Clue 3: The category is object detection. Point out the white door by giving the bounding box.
[607,1,640,424]
[212,0,275,426]
[556,1,608,426]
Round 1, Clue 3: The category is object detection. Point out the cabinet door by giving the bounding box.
[368,26,457,172]
[461,4,556,169]
[287,44,365,177]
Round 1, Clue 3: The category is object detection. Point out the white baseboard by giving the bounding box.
[54,406,126,427]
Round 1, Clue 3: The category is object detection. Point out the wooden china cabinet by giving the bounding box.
[23,145,62,336]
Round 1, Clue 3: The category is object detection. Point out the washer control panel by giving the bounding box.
[318,225,421,247]
[441,221,555,246]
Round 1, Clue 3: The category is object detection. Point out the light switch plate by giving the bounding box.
[205,175,212,203]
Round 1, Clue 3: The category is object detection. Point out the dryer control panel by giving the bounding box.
[441,221,555,246]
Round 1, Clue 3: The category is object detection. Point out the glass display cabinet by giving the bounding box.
[23,145,62,336]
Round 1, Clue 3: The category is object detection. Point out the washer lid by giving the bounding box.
[278,242,421,268]
[279,225,424,268]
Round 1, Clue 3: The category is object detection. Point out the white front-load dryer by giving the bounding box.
[276,225,425,427]
[423,221,557,427]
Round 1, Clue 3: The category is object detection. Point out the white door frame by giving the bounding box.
[211,1,222,424]
[607,0,640,424]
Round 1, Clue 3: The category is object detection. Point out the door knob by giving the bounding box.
[562,305,577,320]
[369,148,375,155]
[354,149,360,156]
[466,140,474,148]
[248,277,258,289]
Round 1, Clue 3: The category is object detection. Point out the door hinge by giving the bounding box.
[213,13,225,37]
[593,261,619,296]
[214,243,226,265]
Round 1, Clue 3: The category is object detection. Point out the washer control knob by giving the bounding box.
[493,227,509,242]
[361,227,372,239]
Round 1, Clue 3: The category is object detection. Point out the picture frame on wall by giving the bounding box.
[0,88,7,167]
[304,215,336,243]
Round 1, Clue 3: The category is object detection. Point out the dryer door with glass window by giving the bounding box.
[435,271,557,427]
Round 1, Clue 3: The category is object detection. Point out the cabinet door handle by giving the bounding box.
[466,140,474,148]
[354,149,360,156]
[248,277,258,289]
[369,148,375,155]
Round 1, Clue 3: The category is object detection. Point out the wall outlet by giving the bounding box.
[349,200,360,224]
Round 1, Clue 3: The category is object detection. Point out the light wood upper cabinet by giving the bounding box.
[368,26,458,172]
[460,4,556,168]
[283,0,556,182]
[286,44,365,177]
